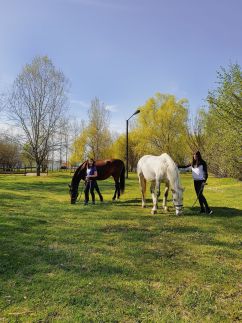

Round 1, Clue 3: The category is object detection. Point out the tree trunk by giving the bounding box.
[36,164,41,176]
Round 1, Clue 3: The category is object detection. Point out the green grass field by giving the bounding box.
[0,172,241,322]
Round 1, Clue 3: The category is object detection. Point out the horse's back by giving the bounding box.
[137,153,176,181]
[137,155,162,180]
[95,159,124,180]
[96,159,124,167]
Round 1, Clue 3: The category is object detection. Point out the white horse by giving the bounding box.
[137,153,184,215]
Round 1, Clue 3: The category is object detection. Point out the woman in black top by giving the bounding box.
[179,151,212,214]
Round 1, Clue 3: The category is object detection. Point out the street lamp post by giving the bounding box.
[126,109,140,179]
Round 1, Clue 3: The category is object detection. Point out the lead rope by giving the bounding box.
[191,183,207,208]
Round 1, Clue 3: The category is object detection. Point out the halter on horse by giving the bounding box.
[137,153,184,215]
[69,159,125,204]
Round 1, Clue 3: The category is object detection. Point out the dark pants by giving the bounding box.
[84,180,103,203]
[194,180,210,213]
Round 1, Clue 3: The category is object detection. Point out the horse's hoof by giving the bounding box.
[151,210,157,215]
[142,205,146,208]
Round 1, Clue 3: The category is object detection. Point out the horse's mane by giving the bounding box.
[71,160,87,187]
[162,153,182,190]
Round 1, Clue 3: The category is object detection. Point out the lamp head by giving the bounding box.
[133,109,140,115]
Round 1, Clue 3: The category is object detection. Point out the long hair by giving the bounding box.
[87,158,95,168]
[192,151,203,167]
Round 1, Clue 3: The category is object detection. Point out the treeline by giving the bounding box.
[71,64,241,179]
[0,56,81,174]
[0,56,241,178]
[202,64,241,179]
[0,135,22,168]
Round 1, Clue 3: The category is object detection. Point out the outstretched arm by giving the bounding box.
[177,163,192,169]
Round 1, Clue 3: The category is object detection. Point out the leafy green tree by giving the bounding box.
[111,131,139,171]
[204,64,242,179]
[186,109,207,154]
[86,98,112,159]
[69,98,113,164]
[207,63,242,132]
[134,93,190,163]
[69,127,88,166]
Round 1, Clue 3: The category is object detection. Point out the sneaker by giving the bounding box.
[199,209,206,214]
[206,209,213,214]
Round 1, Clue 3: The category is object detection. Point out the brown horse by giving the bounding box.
[69,159,125,204]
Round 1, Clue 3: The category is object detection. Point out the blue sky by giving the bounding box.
[0,0,241,132]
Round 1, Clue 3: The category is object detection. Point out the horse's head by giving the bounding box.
[68,184,79,204]
[171,186,184,215]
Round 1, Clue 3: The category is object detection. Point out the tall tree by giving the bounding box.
[134,93,190,163]
[111,131,139,171]
[186,109,206,154]
[86,97,112,159]
[204,64,242,178]
[69,125,88,166]
[207,63,242,133]
[8,56,69,175]
[70,98,112,164]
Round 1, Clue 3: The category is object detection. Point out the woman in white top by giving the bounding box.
[179,151,212,214]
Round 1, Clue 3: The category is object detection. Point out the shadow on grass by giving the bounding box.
[1,191,241,282]
[185,206,242,218]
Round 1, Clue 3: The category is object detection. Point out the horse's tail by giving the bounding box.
[120,165,125,194]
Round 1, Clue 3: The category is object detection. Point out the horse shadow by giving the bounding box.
[105,197,242,218]
[111,198,165,207]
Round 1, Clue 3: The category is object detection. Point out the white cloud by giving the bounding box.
[70,99,89,109]
[105,105,118,112]
[166,82,188,98]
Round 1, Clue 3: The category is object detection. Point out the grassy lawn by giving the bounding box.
[0,172,241,322]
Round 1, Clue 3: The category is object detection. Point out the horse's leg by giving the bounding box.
[163,182,169,212]
[138,173,146,208]
[150,181,158,214]
[117,181,121,199]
